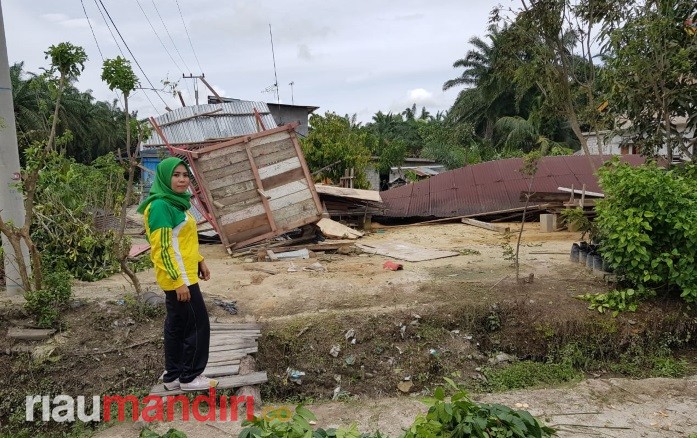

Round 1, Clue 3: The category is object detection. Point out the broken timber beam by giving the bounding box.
[7,327,56,341]
[462,218,510,233]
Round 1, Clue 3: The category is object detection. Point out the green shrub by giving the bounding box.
[24,266,72,328]
[403,378,555,438]
[596,159,697,302]
[31,151,128,281]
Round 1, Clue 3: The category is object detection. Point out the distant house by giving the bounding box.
[208,96,319,136]
[580,116,694,160]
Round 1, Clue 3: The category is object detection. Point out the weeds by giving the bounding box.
[481,361,580,392]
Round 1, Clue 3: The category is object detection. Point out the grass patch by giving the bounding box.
[482,361,580,392]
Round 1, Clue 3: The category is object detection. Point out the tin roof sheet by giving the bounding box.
[379,155,646,218]
[142,101,277,148]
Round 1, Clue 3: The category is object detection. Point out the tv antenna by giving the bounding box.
[265,23,280,105]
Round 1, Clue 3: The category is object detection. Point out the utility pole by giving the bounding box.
[0,0,29,295]
[289,81,294,105]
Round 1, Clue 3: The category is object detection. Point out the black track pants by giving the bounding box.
[162,283,210,384]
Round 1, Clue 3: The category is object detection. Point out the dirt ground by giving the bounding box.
[3,222,696,437]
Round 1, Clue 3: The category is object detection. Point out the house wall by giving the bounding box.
[268,105,312,136]
[364,165,381,191]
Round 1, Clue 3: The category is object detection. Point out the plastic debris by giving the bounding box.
[383,260,403,271]
[330,345,341,357]
[286,367,306,385]
[212,299,238,315]
[344,329,355,341]
[344,355,356,365]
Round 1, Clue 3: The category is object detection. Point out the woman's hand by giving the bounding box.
[175,284,190,302]
[198,261,211,281]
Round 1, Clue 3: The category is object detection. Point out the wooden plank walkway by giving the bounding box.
[148,322,266,396]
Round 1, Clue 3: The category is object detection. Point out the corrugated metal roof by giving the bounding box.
[142,101,277,148]
[379,155,646,218]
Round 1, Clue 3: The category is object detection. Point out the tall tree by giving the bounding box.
[602,0,697,162]
[101,56,143,294]
[496,0,611,168]
[445,25,535,142]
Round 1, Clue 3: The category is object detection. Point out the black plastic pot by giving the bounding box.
[570,243,580,262]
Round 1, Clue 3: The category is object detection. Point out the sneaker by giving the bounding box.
[163,378,180,391]
[180,374,218,392]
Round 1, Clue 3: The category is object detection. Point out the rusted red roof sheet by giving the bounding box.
[379,155,645,218]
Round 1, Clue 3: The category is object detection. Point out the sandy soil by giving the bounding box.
[6,221,695,437]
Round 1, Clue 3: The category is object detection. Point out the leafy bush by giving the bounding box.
[577,289,640,316]
[30,150,127,281]
[403,378,555,438]
[596,160,697,302]
[24,266,72,328]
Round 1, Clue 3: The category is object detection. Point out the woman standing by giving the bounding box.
[137,157,218,391]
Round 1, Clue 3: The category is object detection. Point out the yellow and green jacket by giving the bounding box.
[144,199,203,291]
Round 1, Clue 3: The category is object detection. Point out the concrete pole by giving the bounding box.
[0,0,29,296]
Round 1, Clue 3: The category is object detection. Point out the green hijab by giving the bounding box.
[137,157,192,218]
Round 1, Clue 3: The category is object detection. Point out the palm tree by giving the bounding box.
[444,25,523,140]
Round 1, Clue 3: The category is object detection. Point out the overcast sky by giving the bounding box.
[4,0,507,124]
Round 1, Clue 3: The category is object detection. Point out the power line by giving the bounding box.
[174,0,204,74]
[80,0,103,60]
[96,0,170,109]
[91,0,125,59]
[91,0,159,114]
[151,0,191,73]
[135,0,184,73]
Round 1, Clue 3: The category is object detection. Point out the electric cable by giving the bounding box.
[174,0,204,74]
[96,0,170,109]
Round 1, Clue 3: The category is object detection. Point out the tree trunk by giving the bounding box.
[116,94,142,295]
[47,75,65,153]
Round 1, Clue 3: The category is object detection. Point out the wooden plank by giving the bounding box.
[230,214,321,250]
[248,131,291,148]
[266,181,309,199]
[316,218,364,239]
[209,347,258,360]
[245,145,277,232]
[314,184,382,203]
[209,327,262,334]
[209,323,262,330]
[557,186,604,198]
[7,327,56,341]
[211,180,257,201]
[258,157,301,180]
[290,131,324,216]
[209,343,257,353]
[219,213,268,235]
[254,146,296,169]
[206,168,254,191]
[223,223,273,244]
[206,358,242,366]
[209,337,258,347]
[251,136,293,157]
[198,148,248,172]
[215,189,261,210]
[219,189,312,225]
[462,218,510,233]
[261,166,306,192]
[274,198,320,227]
[202,364,240,377]
[355,240,460,262]
[149,371,268,396]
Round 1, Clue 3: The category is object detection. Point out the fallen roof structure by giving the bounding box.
[378,155,645,219]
